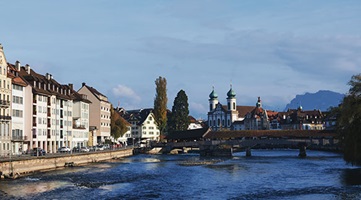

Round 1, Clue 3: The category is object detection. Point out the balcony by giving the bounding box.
[11,135,28,142]
[73,125,86,129]
[0,100,10,108]
[0,115,11,122]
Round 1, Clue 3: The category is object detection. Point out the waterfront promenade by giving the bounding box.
[0,147,133,179]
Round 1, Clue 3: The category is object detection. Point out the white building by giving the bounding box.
[8,61,32,155]
[71,88,91,148]
[19,66,74,153]
[120,108,160,144]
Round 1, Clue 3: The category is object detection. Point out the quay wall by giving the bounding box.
[0,148,133,178]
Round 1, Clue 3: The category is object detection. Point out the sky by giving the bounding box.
[1,0,360,119]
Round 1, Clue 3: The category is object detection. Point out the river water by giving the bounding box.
[0,150,360,200]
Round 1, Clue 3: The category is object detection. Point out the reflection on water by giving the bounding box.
[342,168,361,185]
[0,150,360,200]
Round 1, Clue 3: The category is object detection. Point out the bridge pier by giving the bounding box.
[298,143,307,158]
[246,148,252,157]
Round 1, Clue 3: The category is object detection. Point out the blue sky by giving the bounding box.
[1,0,360,119]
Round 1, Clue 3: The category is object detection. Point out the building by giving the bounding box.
[18,65,74,153]
[207,86,254,131]
[278,106,324,130]
[78,83,111,145]
[243,97,270,130]
[70,85,91,148]
[188,116,205,130]
[120,108,160,144]
[0,44,12,156]
[7,61,32,155]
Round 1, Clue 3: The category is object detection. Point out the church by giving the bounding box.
[207,86,255,131]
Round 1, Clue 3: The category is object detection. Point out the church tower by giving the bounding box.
[227,85,236,111]
[209,87,218,111]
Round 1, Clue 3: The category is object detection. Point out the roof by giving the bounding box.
[209,88,218,99]
[18,65,73,100]
[120,108,154,125]
[203,130,337,139]
[236,106,255,118]
[80,83,109,103]
[166,128,210,140]
[7,63,28,87]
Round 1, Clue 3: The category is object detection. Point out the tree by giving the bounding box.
[111,106,129,140]
[153,76,168,136]
[338,74,361,165]
[168,90,190,133]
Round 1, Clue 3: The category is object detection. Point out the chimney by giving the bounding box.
[82,82,86,87]
[46,73,51,80]
[0,43,3,50]
[25,64,31,74]
[15,61,21,71]
[68,83,73,90]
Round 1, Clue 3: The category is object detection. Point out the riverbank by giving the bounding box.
[0,148,133,179]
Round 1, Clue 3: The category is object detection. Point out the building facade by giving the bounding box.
[278,107,324,130]
[78,83,111,145]
[207,87,254,131]
[18,66,74,153]
[243,97,270,130]
[120,108,160,144]
[0,44,12,156]
[8,62,32,155]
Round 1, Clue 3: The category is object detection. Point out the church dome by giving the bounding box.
[227,87,236,98]
[209,88,218,99]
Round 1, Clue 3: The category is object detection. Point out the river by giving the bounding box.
[0,149,360,200]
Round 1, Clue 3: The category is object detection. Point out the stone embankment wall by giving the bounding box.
[0,148,133,178]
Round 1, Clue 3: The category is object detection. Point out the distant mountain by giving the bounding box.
[284,90,344,111]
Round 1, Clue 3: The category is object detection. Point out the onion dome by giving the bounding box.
[227,86,236,98]
[209,87,218,99]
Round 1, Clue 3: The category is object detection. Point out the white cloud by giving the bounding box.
[112,85,141,104]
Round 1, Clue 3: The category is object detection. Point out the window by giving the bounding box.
[12,96,23,104]
[12,109,23,118]
[13,85,23,91]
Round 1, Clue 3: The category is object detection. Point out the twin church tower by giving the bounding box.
[207,85,266,131]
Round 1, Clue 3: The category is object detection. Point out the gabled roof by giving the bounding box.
[7,63,28,87]
[120,108,154,125]
[79,83,109,103]
[166,128,210,140]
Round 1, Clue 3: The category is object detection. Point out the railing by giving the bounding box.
[0,115,11,121]
[73,125,86,129]
[11,136,28,141]
[0,100,10,107]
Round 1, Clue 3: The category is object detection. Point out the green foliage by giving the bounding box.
[168,90,190,133]
[111,106,128,140]
[338,74,361,165]
[153,76,168,136]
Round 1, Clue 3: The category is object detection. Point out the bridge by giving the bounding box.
[151,129,340,157]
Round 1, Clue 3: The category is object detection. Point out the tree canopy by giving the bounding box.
[111,106,129,140]
[153,76,168,136]
[168,90,190,133]
[338,74,361,165]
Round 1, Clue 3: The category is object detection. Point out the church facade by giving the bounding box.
[207,87,254,131]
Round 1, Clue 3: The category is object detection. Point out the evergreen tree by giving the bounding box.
[338,74,361,165]
[153,76,168,136]
[111,107,128,140]
[168,90,190,132]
